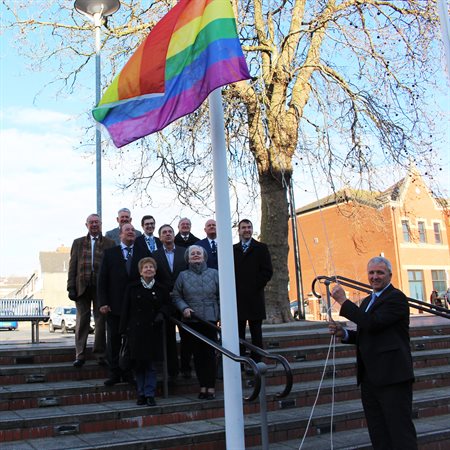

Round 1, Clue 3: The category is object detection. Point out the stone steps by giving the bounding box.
[1,388,449,449]
[1,318,449,448]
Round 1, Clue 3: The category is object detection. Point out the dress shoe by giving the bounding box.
[182,370,192,379]
[198,392,207,399]
[73,359,85,368]
[97,358,108,367]
[136,395,146,405]
[146,396,156,406]
[206,392,216,400]
[104,376,121,386]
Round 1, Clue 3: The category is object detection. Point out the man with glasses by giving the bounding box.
[135,215,162,253]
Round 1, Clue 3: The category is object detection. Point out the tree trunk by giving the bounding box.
[259,169,293,323]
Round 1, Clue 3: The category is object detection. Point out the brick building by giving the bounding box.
[288,169,450,308]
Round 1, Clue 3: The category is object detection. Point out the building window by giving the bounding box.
[431,270,446,293]
[402,220,411,242]
[433,223,442,244]
[408,270,424,301]
[418,221,427,243]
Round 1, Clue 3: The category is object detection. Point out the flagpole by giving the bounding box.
[209,88,245,449]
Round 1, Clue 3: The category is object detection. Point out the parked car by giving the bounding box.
[0,309,18,330]
[48,307,95,333]
[48,306,77,333]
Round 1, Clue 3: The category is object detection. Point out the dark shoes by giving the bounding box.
[198,391,215,400]
[104,376,121,386]
[97,358,108,367]
[73,359,85,368]
[137,395,156,406]
[122,374,136,386]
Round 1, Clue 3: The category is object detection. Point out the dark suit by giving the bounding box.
[197,238,218,270]
[134,234,162,253]
[174,232,199,247]
[233,238,273,362]
[67,234,115,361]
[152,246,189,376]
[97,244,150,377]
[340,284,417,450]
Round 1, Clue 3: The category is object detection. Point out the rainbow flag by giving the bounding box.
[93,0,250,148]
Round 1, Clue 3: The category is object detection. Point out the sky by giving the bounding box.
[0,6,449,279]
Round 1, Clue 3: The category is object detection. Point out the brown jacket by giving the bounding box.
[67,233,115,299]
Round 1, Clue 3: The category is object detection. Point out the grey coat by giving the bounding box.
[172,263,220,322]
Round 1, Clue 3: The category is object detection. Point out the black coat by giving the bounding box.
[97,244,150,315]
[152,246,188,293]
[341,284,414,387]
[134,234,162,253]
[120,280,171,363]
[233,239,273,320]
[174,232,200,247]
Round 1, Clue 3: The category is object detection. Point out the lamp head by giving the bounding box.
[74,0,120,17]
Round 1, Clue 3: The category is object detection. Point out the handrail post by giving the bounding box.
[257,361,269,450]
[324,279,333,321]
[162,320,168,398]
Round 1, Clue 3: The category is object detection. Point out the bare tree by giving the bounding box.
[2,0,447,322]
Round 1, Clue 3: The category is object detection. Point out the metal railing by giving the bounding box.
[169,314,293,450]
[312,275,450,320]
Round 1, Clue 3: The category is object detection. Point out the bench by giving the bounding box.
[0,299,48,343]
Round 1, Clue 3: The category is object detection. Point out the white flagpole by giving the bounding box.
[209,87,245,449]
[437,0,450,81]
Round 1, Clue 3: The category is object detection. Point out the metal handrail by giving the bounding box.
[170,316,262,401]
[312,275,450,320]
[189,313,293,398]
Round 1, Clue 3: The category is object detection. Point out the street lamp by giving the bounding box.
[74,0,121,218]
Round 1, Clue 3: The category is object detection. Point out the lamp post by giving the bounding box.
[74,0,121,218]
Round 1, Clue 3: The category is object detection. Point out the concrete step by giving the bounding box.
[2,362,450,413]
[248,413,450,449]
[1,388,449,448]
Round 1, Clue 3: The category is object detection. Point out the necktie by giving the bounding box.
[365,293,377,312]
[183,235,189,242]
[125,247,132,274]
[242,242,249,253]
[211,240,217,254]
[91,237,97,271]
[146,237,155,252]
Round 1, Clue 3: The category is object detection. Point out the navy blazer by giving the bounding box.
[341,284,414,387]
[197,238,218,270]
[97,244,150,315]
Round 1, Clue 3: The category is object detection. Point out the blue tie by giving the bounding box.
[242,243,248,252]
[211,240,217,254]
[365,293,377,312]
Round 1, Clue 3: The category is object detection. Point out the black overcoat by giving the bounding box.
[233,239,273,320]
[120,280,171,363]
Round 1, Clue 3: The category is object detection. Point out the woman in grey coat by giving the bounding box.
[172,245,219,399]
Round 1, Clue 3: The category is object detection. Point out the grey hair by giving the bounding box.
[118,208,131,215]
[367,256,392,273]
[184,245,208,263]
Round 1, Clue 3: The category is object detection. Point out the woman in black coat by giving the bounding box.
[120,257,171,406]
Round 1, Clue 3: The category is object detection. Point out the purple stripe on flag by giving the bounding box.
[106,56,248,147]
